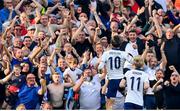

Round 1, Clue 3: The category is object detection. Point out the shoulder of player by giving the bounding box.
[130,69,147,76]
[124,70,133,77]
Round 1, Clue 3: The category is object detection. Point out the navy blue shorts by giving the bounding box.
[124,102,143,110]
[106,79,122,98]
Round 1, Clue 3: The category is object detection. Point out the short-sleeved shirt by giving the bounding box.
[11,57,32,69]
[73,39,94,57]
[9,75,26,89]
[0,8,16,23]
[63,67,82,83]
[17,85,40,109]
[163,83,180,109]
[100,49,133,79]
[124,69,149,106]
[78,74,101,109]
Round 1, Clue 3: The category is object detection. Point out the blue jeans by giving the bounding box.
[124,102,143,110]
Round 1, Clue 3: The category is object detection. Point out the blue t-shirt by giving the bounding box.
[11,57,32,70]
[0,8,16,23]
[17,85,40,109]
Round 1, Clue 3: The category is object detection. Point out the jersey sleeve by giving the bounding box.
[98,52,108,70]
[77,68,83,75]
[124,70,129,78]
[101,51,108,63]
[63,69,69,77]
[123,52,133,64]
[143,73,149,83]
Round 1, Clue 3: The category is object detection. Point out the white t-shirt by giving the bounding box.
[124,42,139,69]
[78,74,101,109]
[144,65,160,95]
[90,56,99,67]
[155,0,167,12]
[125,69,149,106]
[63,67,82,82]
[98,49,133,79]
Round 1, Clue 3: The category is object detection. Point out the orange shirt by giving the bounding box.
[175,0,180,10]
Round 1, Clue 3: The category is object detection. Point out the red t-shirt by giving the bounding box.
[123,0,139,13]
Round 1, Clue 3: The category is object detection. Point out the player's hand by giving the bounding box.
[101,85,107,94]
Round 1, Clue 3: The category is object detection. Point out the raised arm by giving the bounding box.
[47,48,57,70]
[28,39,44,61]
[73,76,85,92]
[126,7,145,31]
[90,5,106,31]
[14,0,25,15]
[4,60,11,75]
[166,0,180,25]
[71,20,84,45]
[148,0,154,17]
[83,22,94,43]
[41,0,48,7]
[152,78,163,92]
[45,3,61,15]
[38,78,47,95]
[1,28,13,61]
[169,65,179,74]
[32,0,43,11]
[152,10,162,38]
[64,75,75,87]
[0,71,13,84]
[69,1,78,22]
[141,41,149,61]
[159,42,167,69]
[2,44,13,61]
[93,27,101,44]
[173,24,180,34]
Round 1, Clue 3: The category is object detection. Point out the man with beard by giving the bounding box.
[73,66,106,109]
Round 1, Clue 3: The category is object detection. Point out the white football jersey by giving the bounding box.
[125,69,149,106]
[98,49,133,80]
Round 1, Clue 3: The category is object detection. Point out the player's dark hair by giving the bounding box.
[111,35,122,48]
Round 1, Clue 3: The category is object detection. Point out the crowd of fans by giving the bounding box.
[0,0,180,110]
